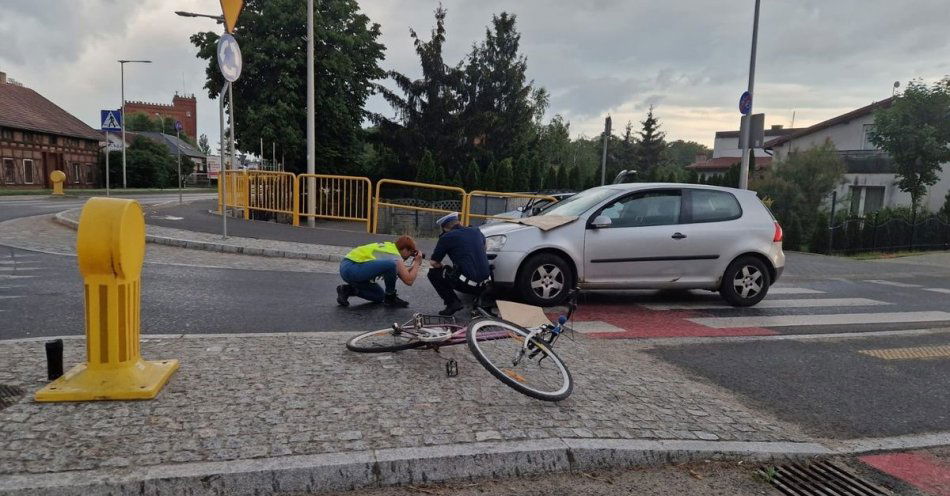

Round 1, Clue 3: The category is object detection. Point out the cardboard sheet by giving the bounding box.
[496,300,552,328]
[500,215,577,231]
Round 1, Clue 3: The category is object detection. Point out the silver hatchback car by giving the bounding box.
[480,183,784,307]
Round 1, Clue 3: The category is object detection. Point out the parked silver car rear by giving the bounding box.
[480,183,784,307]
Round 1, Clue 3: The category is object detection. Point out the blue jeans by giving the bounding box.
[339,259,397,303]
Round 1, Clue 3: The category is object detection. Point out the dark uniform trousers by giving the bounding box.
[427,265,484,306]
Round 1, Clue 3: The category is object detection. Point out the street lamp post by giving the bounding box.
[118,59,152,189]
[306,0,316,227]
[738,0,761,190]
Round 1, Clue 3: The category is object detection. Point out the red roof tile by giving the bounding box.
[0,82,101,140]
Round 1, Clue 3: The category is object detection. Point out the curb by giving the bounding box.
[0,438,831,496]
[52,210,345,263]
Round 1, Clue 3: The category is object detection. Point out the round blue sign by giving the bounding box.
[739,91,752,115]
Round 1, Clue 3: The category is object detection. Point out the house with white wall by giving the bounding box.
[687,125,802,180]
[765,97,950,216]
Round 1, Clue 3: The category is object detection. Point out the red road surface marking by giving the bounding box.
[860,452,950,496]
[567,304,775,339]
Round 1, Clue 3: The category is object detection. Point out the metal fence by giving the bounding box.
[246,170,298,224]
[465,191,557,227]
[828,214,950,254]
[374,179,468,237]
[298,174,373,232]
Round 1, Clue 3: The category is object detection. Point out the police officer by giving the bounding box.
[337,235,422,307]
[427,212,491,316]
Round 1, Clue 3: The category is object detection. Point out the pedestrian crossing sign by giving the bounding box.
[100,110,122,132]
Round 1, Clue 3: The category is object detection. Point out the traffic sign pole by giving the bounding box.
[739,0,761,190]
[105,131,110,197]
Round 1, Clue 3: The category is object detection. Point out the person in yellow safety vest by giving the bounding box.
[337,235,423,307]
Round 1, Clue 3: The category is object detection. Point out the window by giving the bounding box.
[0,128,12,140]
[22,159,34,184]
[3,158,16,184]
[688,189,742,223]
[597,190,682,228]
[84,164,94,183]
[862,124,877,150]
[22,132,34,143]
[849,186,885,216]
[50,135,59,145]
[69,163,81,184]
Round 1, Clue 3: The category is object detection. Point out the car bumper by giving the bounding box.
[487,251,525,284]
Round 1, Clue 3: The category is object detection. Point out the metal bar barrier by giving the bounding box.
[464,191,558,225]
[219,170,249,213]
[374,179,467,234]
[244,170,298,224]
[297,174,373,232]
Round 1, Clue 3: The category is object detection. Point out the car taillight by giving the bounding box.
[773,222,783,242]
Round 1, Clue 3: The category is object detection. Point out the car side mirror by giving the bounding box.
[590,215,612,229]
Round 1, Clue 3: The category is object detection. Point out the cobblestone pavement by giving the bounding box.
[0,332,807,476]
[0,214,340,273]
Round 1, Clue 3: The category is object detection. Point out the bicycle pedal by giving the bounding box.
[445,359,459,377]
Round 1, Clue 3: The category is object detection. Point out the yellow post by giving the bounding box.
[35,198,179,402]
[242,171,250,220]
[50,170,65,196]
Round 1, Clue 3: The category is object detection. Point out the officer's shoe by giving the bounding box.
[384,293,410,308]
[438,300,464,316]
[336,284,355,307]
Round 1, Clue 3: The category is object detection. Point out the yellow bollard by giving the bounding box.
[35,198,179,402]
[50,170,65,196]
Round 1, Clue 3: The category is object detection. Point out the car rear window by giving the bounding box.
[689,189,742,223]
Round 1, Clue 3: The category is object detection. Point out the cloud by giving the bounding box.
[1,0,948,150]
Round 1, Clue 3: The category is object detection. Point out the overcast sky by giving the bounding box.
[2,0,948,151]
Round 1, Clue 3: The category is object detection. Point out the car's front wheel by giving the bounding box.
[517,252,574,306]
[719,256,771,307]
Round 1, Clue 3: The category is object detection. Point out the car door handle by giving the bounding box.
[671,232,687,240]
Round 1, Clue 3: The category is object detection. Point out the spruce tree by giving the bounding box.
[528,158,542,191]
[483,162,498,191]
[569,166,582,191]
[543,166,557,191]
[555,164,568,190]
[496,158,514,191]
[637,106,666,178]
[463,159,480,191]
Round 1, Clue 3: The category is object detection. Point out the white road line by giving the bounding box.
[864,279,922,288]
[643,298,889,311]
[568,320,626,334]
[690,311,950,329]
[0,286,24,290]
[0,267,40,271]
[0,295,24,299]
[924,288,950,295]
[0,275,35,280]
[768,287,826,295]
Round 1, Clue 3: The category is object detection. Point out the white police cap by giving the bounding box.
[436,212,460,226]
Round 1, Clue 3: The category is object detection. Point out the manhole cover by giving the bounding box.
[0,385,26,411]
[761,461,894,496]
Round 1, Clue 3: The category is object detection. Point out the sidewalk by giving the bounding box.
[0,331,824,495]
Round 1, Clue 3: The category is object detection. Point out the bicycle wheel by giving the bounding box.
[466,318,573,401]
[346,327,426,353]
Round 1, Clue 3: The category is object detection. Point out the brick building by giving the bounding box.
[0,72,101,189]
[124,93,197,140]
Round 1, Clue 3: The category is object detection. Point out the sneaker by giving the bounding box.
[438,300,464,316]
[336,285,353,307]
[384,293,410,308]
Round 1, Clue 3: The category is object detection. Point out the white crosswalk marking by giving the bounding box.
[569,321,625,334]
[924,288,950,295]
[768,287,826,295]
[690,311,950,329]
[643,298,889,311]
[864,279,922,288]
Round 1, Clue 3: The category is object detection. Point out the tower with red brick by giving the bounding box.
[124,93,197,140]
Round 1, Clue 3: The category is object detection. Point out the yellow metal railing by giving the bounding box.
[219,170,248,213]
[374,179,468,234]
[298,174,374,232]
[246,170,299,225]
[464,191,558,225]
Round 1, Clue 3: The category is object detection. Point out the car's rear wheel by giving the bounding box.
[517,253,574,307]
[719,256,771,307]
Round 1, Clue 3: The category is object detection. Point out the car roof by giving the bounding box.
[602,182,755,196]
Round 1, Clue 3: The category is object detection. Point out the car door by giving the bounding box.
[583,189,690,287]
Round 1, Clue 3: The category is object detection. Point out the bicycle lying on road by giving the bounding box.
[346,290,579,402]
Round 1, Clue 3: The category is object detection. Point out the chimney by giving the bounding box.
[0,72,6,84]
[770,124,783,130]
[694,153,707,163]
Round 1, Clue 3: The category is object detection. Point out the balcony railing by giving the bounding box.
[837,150,896,174]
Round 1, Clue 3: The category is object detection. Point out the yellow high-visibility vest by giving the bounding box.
[345,242,401,263]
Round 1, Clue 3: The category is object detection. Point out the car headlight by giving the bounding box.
[485,235,507,252]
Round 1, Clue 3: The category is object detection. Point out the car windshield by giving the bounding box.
[538,188,617,216]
